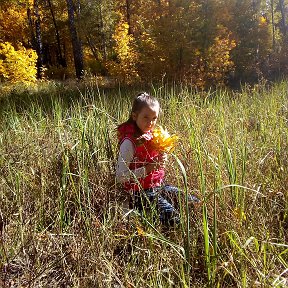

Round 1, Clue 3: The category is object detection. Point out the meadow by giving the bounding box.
[0,80,287,287]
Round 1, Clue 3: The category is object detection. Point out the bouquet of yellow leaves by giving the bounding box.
[151,125,179,153]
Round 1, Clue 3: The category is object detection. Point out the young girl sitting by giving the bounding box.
[116,92,182,225]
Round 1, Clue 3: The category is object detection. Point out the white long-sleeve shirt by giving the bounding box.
[115,139,147,183]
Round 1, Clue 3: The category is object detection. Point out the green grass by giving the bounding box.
[0,80,287,287]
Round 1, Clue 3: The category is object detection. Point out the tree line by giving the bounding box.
[0,0,287,88]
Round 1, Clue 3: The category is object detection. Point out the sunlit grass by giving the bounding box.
[0,80,287,287]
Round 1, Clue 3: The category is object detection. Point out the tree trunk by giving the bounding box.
[125,0,132,35]
[66,0,84,79]
[279,0,287,38]
[47,0,66,67]
[99,2,107,60]
[86,35,100,62]
[31,0,44,79]
[27,7,36,48]
[271,0,276,50]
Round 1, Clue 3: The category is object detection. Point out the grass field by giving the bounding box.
[0,80,287,287]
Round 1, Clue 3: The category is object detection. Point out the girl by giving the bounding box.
[116,92,180,225]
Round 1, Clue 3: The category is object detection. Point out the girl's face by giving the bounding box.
[132,104,159,133]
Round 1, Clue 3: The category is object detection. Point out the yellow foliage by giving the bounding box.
[151,126,178,153]
[106,15,139,84]
[206,33,236,85]
[136,31,167,79]
[0,42,38,83]
[259,16,267,27]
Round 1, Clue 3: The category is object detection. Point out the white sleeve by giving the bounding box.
[116,139,146,183]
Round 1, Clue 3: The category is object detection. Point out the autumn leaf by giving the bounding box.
[136,225,146,236]
[151,126,179,153]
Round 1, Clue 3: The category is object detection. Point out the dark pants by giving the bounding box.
[132,185,187,226]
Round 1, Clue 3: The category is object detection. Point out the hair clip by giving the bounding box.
[137,92,149,98]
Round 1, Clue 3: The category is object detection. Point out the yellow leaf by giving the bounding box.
[136,225,146,236]
[151,126,179,153]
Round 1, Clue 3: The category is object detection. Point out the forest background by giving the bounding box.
[1,0,288,88]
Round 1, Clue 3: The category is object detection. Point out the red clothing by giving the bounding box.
[117,122,165,191]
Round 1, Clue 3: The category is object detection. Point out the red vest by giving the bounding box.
[117,122,165,191]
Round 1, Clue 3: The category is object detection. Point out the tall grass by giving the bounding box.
[0,80,287,287]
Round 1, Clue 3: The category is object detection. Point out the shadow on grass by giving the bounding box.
[0,81,137,117]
